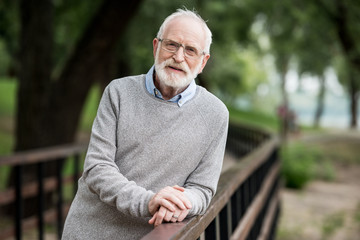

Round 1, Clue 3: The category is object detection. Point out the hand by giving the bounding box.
[148,205,189,227]
[148,185,192,216]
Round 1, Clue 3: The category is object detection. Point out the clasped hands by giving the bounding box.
[148,185,191,227]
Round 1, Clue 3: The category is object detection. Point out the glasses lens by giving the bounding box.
[162,39,178,52]
[160,39,202,59]
[184,46,199,58]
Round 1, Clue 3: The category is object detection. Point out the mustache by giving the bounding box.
[161,59,190,74]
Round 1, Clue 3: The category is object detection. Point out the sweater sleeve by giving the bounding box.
[183,109,229,216]
[82,82,155,218]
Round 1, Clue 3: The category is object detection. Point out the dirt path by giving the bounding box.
[277,131,360,240]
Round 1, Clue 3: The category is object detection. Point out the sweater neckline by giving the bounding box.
[141,74,201,108]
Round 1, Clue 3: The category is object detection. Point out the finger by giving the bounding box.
[170,210,180,223]
[160,198,177,212]
[172,185,185,192]
[148,197,161,215]
[148,212,158,225]
[163,188,192,210]
[154,206,166,227]
[177,208,189,222]
[162,195,187,211]
[168,192,192,209]
[163,208,174,222]
[166,188,192,209]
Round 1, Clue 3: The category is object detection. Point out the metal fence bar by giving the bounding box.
[15,165,23,240]
[56,159,64,239]
[219,203,229,239]
[73,154,80,195]
[231,189,241,233]
[204,218,216,240]
[37,162,44,240]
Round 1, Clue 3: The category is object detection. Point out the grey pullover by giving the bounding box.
[62,74,229,239]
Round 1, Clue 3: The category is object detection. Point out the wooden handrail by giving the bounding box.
[0,142,88,166]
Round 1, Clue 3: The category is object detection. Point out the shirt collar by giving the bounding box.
[145,65,197,107]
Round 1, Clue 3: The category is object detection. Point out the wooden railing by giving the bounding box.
[141,123,280,240]
[0,123,280,240]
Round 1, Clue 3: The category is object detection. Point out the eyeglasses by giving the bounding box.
[158,38,205,59]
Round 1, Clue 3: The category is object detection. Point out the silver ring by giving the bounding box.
[173,215,179,219]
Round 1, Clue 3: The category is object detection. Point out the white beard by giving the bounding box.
[154,47,203,89]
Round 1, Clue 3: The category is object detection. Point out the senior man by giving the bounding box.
[62,9,228,239]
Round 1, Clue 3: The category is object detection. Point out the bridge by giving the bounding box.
[0,123,281,240]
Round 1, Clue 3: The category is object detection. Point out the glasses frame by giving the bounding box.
[158,38,206,59]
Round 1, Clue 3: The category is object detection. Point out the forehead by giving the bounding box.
[162,16,206,47]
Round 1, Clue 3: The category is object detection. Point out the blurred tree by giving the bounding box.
[257,0,360,128]
[0,0,20,77]
[326,0,360,128]
[16,0,143,151]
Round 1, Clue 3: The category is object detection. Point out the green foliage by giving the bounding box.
[0,40,11,76]
[0,0,19,67]
[53,0,103,77]
[228,105,279,132]
[205,45,268,101]
[281,143,319,189]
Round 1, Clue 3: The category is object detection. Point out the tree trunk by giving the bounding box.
[15,0,54,151]
[348,72,359,128]
[313,76,326,128]
[334,0,360,128]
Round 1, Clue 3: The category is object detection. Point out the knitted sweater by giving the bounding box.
[62,74,229,239]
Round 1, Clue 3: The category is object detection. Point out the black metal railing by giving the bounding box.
[0,143,87,240]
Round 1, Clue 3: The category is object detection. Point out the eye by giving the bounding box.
[186,46,198,56]
[165,40,178,50]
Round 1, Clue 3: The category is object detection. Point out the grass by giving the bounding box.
[355,202,360,224]
[321,211,345,239]
[0,79,17,116]
[78,85,101,131]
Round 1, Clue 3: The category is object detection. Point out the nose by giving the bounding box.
[173,46,185,63]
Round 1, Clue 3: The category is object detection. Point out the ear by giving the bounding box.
[198,54,210,74]
[153,38,159,58]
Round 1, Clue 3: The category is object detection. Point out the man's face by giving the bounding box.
[153,17,210,89]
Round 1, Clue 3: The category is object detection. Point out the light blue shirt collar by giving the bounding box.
[145,65,196,107]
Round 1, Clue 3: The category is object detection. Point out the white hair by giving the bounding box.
[156,9,212,54]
